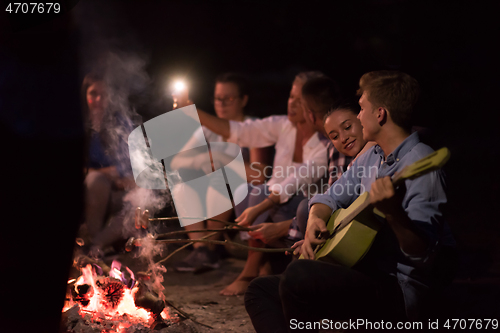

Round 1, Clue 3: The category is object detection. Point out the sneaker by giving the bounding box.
[173,246,220,272]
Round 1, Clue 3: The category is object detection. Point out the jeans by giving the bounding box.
[245,259,406,333]
[234,183,305,240]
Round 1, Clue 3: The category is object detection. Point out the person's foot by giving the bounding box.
[173,246,220,272]
[219,276,255,296]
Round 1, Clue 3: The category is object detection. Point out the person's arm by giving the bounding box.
[370,170,447,265]
[301,157,366,258]
[370,176,429,256]
[172,90,231,138]
[234,191,281,226]
[247,219,294,245]
[301,203,333,259]
[245,147,270,184]
[196,109,231,139]
[87,166,135,191]
[197,109,286,150]
[270,140,328,204]
[88,165,119,181]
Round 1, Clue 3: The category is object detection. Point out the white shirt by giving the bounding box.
[177,116,254,160]
[228,115,328,203]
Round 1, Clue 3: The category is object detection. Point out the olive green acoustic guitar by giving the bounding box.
[300,147,451,267]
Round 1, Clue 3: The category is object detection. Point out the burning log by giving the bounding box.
[65,255,216,331]
[134,282,165,315]
[71,283,93,307]
[96,277,125,309]
[64,260,171,332]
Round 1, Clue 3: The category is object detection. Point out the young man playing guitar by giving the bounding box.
[244,71,456,332]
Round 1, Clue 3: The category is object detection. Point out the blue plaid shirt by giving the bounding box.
[287,137,352,241]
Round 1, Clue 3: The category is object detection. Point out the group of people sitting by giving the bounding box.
[80,68,457,332]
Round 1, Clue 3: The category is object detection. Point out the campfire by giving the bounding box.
[62,259,174,333]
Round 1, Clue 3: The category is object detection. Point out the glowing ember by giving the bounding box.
[160,308,170,320]
[63,261,157,330]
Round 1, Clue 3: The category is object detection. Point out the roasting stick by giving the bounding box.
[132,233,293,267]
[154,231,221,266]
[154,226,254,239]
[149,215,251,228]
[163,298,213,330]
[131,208,294,267]
[134,207,251,231]
[151,238,293,252]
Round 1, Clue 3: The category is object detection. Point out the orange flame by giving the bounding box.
[63,264,156,327]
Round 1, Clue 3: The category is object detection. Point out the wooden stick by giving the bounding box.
[150,216,292,266]
[151,238,292,253]
[155,232,219,266]
[155,226,253,239]
[149,216,242,228]
[164,299,213,329]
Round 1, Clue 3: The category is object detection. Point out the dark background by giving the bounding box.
[0,1,498,332]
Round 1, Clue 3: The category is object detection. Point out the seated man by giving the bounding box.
[244,70,457,332]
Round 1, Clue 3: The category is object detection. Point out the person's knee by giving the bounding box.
[85,170,112,192]
[244,276,268,309]
[233,183,249,206]
[280,260,313,296]
[248,184,268,205]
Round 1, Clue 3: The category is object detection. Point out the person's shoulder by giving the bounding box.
[406,142,435,164]
[241,114,287,125]
[113,111,135,132]
[254,115,290,131]
[265,115,289,123]
[243,115,257,121]
[317,132,331,147]
[355,142,377,160]
[354,143,379,166]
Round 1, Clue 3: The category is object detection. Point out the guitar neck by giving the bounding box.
[337,168,412,228]
[333,147,450,232]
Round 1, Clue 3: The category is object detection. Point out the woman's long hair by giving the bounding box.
[82,72,130,171]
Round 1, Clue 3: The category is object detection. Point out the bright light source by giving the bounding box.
[174,81,186,92]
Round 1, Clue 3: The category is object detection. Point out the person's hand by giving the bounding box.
[286,239,305,256]
[301,216,329,259]
[172,86,191,109]
[235,206,260,227]
[369,176,406,217]
[248,222,287,244]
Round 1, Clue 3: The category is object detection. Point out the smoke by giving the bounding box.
[75,2,175,299]
[135,233,168,301]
